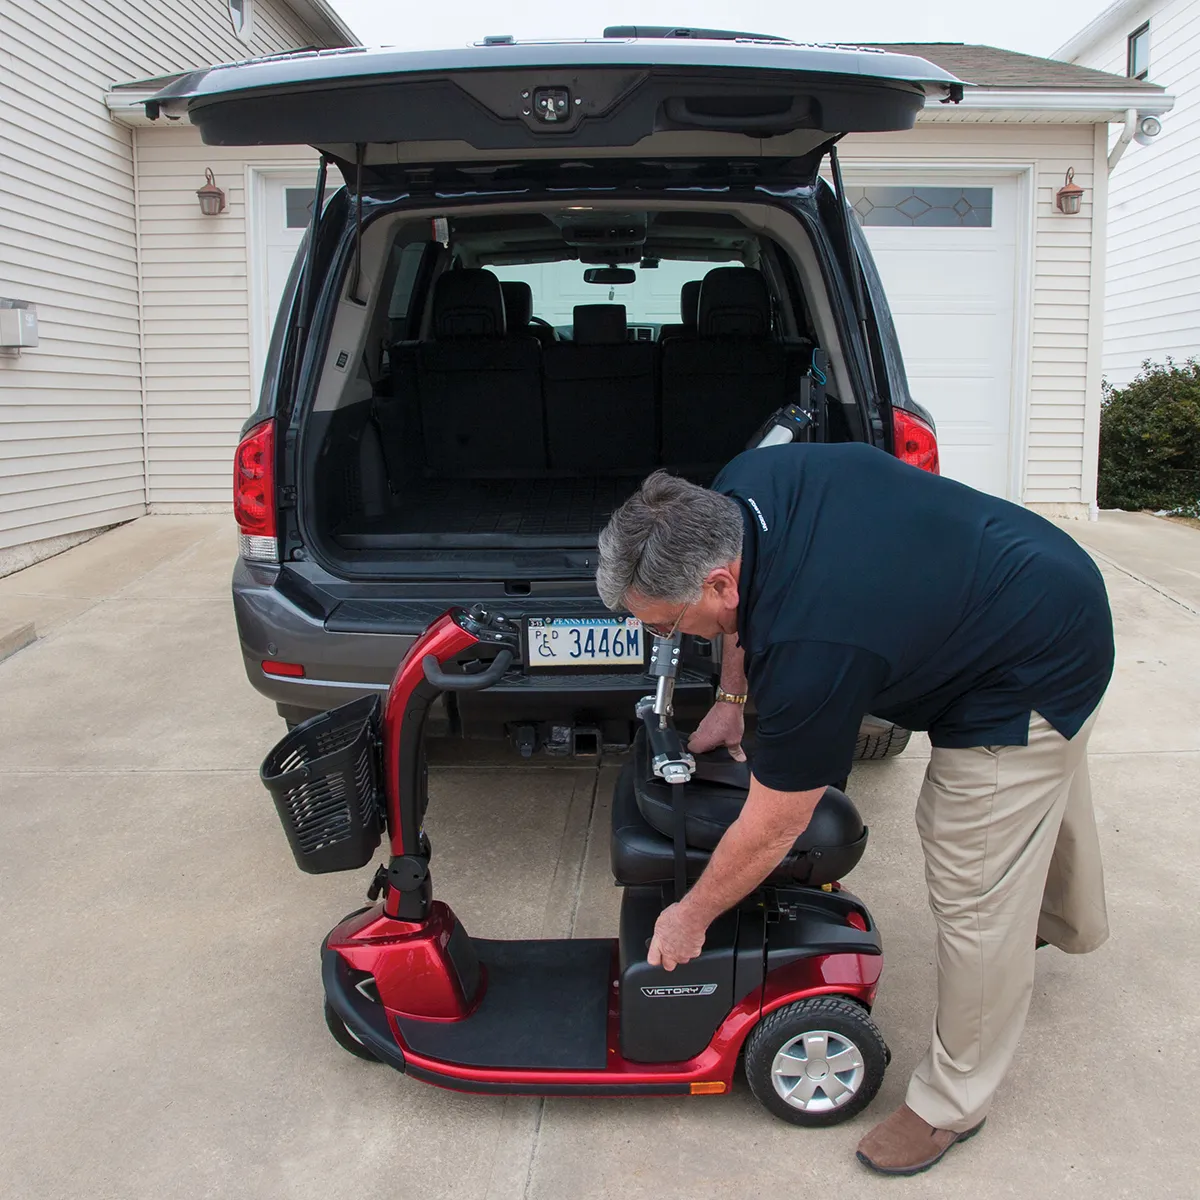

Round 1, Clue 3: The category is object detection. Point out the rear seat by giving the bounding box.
[376,267,810,486]
[416,269,544,475]
[542,304,657,472]
[660,268,789,472]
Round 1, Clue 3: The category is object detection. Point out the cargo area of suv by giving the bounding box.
[303,206,860,574]
[158,30,957,753]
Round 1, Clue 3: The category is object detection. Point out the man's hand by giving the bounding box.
[647,901,708,971]
[688,701,746,761]
[646,777,826,975]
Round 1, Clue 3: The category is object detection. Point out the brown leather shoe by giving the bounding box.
[856,1104,985,1176]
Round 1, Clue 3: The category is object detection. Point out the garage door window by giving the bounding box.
[849,186,993,228]
[284,187,317,229]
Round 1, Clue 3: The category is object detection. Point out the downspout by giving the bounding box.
[1108,107,1138,172]
[131,127,151,511]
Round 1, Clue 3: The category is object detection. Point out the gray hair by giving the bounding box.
[596,471,744,610]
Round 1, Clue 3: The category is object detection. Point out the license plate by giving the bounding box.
[526,616,644,669]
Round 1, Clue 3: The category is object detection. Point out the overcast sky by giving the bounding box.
[326,1,1112,60]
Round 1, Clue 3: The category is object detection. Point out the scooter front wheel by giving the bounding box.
[324,1001,381,1063]
[744,996,887,1126]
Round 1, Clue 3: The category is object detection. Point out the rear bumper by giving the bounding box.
[232,559,715,727]
[232,558,405,713]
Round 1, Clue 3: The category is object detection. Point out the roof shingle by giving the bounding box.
[869,42,1165,92]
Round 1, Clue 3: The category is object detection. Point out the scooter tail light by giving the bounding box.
[234,419,279,562]
[892,408,940,475]
[846,910,868,932]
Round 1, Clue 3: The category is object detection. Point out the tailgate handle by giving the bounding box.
[663,95,811,134]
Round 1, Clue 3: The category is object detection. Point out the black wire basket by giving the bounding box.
[259,695,384,874]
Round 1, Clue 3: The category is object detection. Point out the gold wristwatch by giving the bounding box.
[715,688,748,706]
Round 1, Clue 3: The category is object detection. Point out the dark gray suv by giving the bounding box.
[152,27,955,758]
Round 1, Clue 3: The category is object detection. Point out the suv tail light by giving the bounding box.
[234,419,279,562]
[893,409,940,474]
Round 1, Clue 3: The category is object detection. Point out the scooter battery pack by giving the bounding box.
[618,886,762,1063]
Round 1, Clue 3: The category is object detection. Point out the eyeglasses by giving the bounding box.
[643,603,689,640]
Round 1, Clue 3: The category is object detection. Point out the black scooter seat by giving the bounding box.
[610,734,869,888]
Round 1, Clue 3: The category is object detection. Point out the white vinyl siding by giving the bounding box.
[0,0,323,551]
[1067,0,1200,386]
[844,121,1101,511]
[135,130,315,506]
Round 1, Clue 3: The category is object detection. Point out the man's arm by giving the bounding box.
[718,638,747,695]
[647,775,824,970]
[687,639,748,759]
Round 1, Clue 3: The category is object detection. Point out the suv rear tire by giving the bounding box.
[854,724,911,760]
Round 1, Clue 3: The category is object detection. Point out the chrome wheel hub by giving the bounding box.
[770,1029,865,1112]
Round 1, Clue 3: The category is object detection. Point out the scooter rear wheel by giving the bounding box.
[744,996,887,1126]
[324,1001,381,1063]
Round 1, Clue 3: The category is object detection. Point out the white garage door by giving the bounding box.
[250,171,317,402]
[851,176,1019,498]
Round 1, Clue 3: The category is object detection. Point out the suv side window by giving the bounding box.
[853,223,912,412]
[388,243,428,340]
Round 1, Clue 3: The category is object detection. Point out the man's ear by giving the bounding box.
[705,566,740,607]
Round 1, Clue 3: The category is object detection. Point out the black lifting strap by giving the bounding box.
[671,781,688,902]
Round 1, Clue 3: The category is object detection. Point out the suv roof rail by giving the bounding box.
[602,26,792,43]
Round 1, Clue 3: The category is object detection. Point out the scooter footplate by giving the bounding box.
[395,939,611,1070]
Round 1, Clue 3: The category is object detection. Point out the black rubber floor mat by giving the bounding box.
[350,476,643,539]
[395,939,613,1069]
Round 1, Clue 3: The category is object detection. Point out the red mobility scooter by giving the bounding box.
[261,605,888,1125]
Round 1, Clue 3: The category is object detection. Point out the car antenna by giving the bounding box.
[347,143,367,306]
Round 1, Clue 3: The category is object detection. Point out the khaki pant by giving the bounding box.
[905,709,1108,1132]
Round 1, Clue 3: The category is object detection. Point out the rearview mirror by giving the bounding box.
[583,268,636,285]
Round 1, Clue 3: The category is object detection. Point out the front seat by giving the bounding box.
[657,277,703,343]
[500,280,556,348]
[610,732,868,888]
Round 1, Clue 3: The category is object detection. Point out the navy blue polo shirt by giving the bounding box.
[712,444,1114,792]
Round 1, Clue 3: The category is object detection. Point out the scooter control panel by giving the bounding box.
[458,604,521,649]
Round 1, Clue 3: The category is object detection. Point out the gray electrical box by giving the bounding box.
[0,301,38,349]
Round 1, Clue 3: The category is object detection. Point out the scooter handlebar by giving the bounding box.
[422,648,514,692]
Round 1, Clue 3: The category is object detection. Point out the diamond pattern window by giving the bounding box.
[847,186,993,228]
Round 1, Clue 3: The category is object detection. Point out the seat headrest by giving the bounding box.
[680,279,702,328]
[573,304,627,346]
[432,269,506,339]
[499,280,533,328]
[698,268,771,337]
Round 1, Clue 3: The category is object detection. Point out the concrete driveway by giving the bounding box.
[0,512,1196,1199]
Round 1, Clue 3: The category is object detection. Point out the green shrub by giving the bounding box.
[1098,359,1200,514]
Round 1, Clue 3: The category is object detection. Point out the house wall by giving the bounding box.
[0,0,326,564]
[844,119,1103,513]
[134,129,314,508]
[1067,0,1200,386]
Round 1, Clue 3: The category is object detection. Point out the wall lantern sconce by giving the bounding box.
[1056,167,1084,215]
[196,168,227,216]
